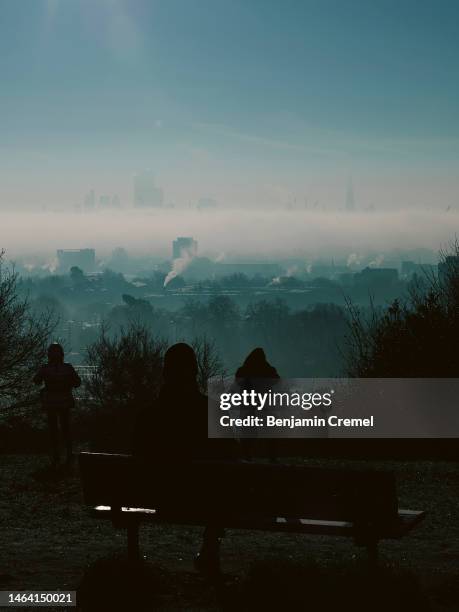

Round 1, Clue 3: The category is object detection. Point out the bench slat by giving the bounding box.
[90,504,425,539]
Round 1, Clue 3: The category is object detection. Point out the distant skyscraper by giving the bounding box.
[172,237,198,260]
[99,195,111,209]
[345,178,355,211]
[134,171,164,207]
[98,194,121,209]
[84,189,95,211]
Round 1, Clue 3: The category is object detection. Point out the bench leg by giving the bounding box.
[127,522,140,561]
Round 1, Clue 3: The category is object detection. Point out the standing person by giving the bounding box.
[33,343,81,467]
[235,348,280,461]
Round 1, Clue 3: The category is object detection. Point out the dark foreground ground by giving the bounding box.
[0,454,458,611]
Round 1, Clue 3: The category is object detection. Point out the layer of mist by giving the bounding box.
[2,208,457,260]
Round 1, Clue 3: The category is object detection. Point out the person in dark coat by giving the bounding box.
[235,347,280,460]
[133,342,215,461]
[133,342,236,578]
[33,343,81,466]
[235,347,279,381]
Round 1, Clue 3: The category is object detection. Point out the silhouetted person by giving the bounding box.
[133,343,210,460]
[236,347,279,381]
[235,347,280,460]
[133,343,236,578]
[33,343,81,467]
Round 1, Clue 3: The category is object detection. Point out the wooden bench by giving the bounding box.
[79,452,425,565]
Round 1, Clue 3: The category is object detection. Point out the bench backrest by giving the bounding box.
[79,453,398,526]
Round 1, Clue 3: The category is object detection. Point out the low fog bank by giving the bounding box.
[2,208,457,260]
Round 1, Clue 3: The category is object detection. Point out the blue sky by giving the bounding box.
[1,0,459,208]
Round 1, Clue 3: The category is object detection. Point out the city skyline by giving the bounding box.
[1,1,459,209]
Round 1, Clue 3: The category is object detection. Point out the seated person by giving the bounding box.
[133,343,236,577]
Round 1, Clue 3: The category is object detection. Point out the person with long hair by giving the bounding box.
[133,342,236,578]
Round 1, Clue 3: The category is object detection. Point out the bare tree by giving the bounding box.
[82,326,226,449]
[84,323,166,413]
[83,324,166,450]
[344,240,459,377]
[0,251,55,412]
[85,326,226,408]
[191,334,226,392]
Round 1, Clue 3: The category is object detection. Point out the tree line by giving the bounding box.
[1,241,458,450]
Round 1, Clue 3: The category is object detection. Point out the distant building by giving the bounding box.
[98,194,121,209]
[84,189,95,211]
[134,171,163,207]
[99,195,111,208]
[354,267,398,287]
[438,255,459,283]
[309,262,347,280]
[172,237,198,260]
[401,261,437,280]
[214,262,283,279]
[57,249,96,273]
[109,247,129,271]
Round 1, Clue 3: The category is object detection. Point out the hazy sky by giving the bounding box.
[1,0,459,209]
